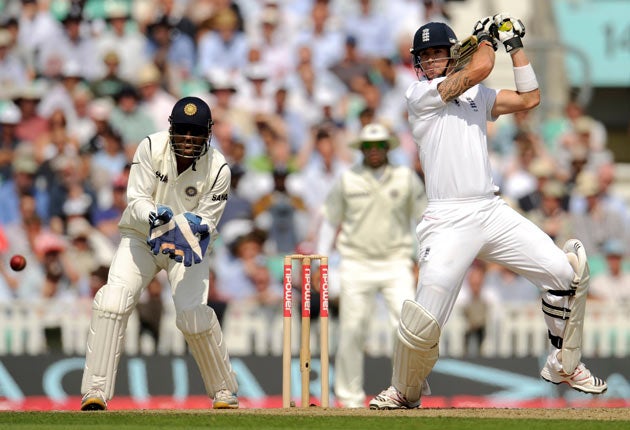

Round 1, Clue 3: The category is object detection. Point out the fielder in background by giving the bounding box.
[80,97,239,410]
[316,123,426,408]
[369,15,607,410]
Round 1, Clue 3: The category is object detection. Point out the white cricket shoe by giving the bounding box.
[540,351,607,394]
[212,389,239,409]
[369,386,420,410]
[80,389,107,411]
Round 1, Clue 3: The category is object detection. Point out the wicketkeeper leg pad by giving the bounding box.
[176,305,238,396]
[560,239,589,374]
[391,300,441,402]
[81,284,136,400]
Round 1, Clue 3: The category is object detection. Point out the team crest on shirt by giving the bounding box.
[185,186,198,197]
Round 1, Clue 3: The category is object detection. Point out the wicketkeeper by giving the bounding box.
[80,96,239,410]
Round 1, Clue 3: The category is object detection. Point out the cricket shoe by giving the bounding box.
[540,351,607,394]
[80,389,107,411]
[368,386,420,410]
[213,389,239,409]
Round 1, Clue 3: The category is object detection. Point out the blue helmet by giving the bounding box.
[168,96,213,159]
[410,22,457,69]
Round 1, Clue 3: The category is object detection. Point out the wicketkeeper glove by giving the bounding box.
[472,16,498,51]
[149,204,174,227]
[147,213,211,267]
[493,13,525,54]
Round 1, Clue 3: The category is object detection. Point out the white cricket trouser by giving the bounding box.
[415,196,574,340]
[109,232,211,311]
[82,232,211,398]
[335,258,415,407]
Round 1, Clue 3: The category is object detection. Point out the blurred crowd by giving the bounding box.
[0,0,628,353]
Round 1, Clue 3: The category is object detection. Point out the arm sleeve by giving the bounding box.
[315,218,337,256]
[483,85,500,121]
[126,137,159,225]
[406,79,447,117]
[192,163,231,244]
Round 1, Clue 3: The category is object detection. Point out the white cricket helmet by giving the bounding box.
[350,123,399,149]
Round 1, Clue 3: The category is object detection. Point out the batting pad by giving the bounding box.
[81,285,136,400]
[176,305,238,396]
[392,300,440,402]
[561,239,590,374]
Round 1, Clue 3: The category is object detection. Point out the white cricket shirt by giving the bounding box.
[406,77,499,201]
[322,164,425,261]
[118,130,231,243]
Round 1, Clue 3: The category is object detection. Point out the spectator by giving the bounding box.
[46,155,97,233]
[295,1,344,71]
[500,131,545,202]
[93,173,128,245]
[0,101,23,182]
[206,70,256,140]
[108,85,156,157]
[137,276,165,351]
[37,7,100,81]
[136,62,177,131]
[526,180,572,247]
[64,217,115,283]
[590,239,630,304]
[249,5,293,81]
[16,0,63,68]
[38,60,85,123]
[252,167,309,254]
[344,0,395,60]
[13,81,48,143]
[90,51,132,100]
[0,28,28,90]
[213,219,270,302]
[145,15,196,96]
[460,260,491,357]
[0,151,49,225]
[271,84,308,153]
[517,156,567,213]
[197,8,249,76]
[570,171,626,258]
[96,2,149,83]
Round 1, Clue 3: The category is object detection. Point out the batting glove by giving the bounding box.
[149,204,174,228]
[472,16,498,51]
[493,13,525,54]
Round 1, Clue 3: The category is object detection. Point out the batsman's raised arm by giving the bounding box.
[491,13,541,117]
[437,15,500,103]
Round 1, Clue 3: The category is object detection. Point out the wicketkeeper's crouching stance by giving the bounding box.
[370,15,607,410]
[81,97,239,410]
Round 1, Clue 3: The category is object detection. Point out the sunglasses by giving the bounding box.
[361,141,388,150]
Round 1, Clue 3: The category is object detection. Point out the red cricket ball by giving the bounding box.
[10,254,27,271]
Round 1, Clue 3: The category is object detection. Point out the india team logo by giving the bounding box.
[184,103,197,116]
[185,186,198,197]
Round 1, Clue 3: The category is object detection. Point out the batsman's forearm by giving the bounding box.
[509,49,529,67]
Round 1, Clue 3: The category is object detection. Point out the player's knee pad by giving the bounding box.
[176,305,238,396]
[82,284,136,400]
[561,239,589,373]
[392,300,440,402]
[543,239,589,374]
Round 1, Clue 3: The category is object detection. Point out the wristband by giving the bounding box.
[513,63,538,92]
